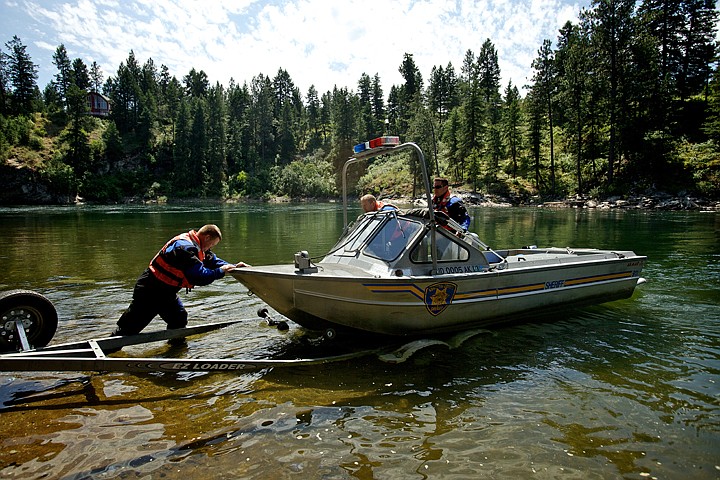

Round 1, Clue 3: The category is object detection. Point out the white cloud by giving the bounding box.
[11,0,588,97]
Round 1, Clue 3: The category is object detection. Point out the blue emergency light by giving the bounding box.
[353,136,400,154]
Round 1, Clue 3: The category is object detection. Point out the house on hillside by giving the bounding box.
[87,91,111,117]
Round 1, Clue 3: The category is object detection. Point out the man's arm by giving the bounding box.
[185,261,226,286]
[169,243,227,286]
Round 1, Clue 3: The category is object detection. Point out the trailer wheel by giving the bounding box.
[0,290,58,353]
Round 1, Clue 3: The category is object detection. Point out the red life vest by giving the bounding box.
[148,231,205,288]
[433,191,451,214]
[433,191,457,233]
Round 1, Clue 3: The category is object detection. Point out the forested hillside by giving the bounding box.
[1,0,718,204]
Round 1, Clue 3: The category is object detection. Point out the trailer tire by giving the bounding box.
[0,290,58,353]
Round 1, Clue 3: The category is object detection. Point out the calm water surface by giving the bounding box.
[0,204,718,479]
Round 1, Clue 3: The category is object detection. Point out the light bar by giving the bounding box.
[369,136,400,148]
[353,136,400,154]
[353,141,369,153]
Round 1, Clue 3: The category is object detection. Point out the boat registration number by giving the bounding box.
[436,265,485,274]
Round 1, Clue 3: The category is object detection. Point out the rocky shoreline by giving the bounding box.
[1,163,718,211]
[453,191,720,212]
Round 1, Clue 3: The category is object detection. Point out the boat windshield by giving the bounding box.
[346,216,384,251]
[327,214,386,255]
[363,217,423,262]
[411,229,470,263]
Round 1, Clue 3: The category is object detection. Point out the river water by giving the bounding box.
[0,204,718,479]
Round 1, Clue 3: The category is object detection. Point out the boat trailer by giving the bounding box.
[0,289,372,374]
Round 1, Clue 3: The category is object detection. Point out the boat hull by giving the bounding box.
[231,255,645,335]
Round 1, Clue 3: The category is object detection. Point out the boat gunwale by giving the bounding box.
[230,253,646,282]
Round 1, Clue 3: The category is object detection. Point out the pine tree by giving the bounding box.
[206,83,227,196]
[638,0,685,93]
[530,39,557,193]
[251,74,276,173]
[184,68,209,98]
[397,53,423,134]
[65,83,91,178]
[190,98,208,196]
[428,62,458,125]
[273,68,298,163]
[102,121,123,166]
[330,86,356,147]
[478,39,503,185]
[680,0,719,100]
[586,0,637,186]
[443,109,463,180]
[319,90,332,145]
[172,99,193,195]
[386,85,402,136]
[556,21,591,193]
[72,58,90,90]
[305,85,322,150]
[503,81,522,179]
[90,61,104,92]
[136,59,159,151]
[702,65,720,142]
[5,35,38,115]
[52,44,72,108]
[371,74,385,134]
[226,79,251,178]
[458,49,483,182]
[525,88,546,190]
[106,51,142,134]
[357,73,374,140]
[0,47,9,115]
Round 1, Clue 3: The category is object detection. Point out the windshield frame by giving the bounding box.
[361,215,424,263]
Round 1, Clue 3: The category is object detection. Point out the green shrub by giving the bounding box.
[0,115,33,146]
[40,157,76,196]
[271,154,337,198]
[229,170,249,196]
[357,152,413,197]
[678,140,720,197]
[28,135,44,151]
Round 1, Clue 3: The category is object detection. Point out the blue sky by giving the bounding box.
[2,0,591,96]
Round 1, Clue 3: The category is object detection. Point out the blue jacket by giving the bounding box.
[147,230,230,290]
[433,193,471,231]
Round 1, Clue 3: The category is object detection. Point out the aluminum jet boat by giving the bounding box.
[230,137,646,336]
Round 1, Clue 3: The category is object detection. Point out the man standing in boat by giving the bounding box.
[361,194,398,213]
[432,177,471,231]
[111,224,247,344]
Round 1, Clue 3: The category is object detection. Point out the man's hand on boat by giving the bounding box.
[221,262,251,272]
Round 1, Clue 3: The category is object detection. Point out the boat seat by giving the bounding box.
[484,251,504,263]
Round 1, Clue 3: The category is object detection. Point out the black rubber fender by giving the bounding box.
[0,289,58,353]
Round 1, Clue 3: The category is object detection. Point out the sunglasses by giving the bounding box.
[433,185,444,189]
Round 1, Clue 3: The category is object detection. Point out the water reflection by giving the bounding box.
[0,205,718,479]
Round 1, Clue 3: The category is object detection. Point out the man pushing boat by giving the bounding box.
[111,224,248,347]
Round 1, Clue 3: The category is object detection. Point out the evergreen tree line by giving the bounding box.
[1,0,719,203]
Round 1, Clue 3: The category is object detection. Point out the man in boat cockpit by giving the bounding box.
[361,194,398,213]
[432,177,471,231]
[111,224,247,345]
